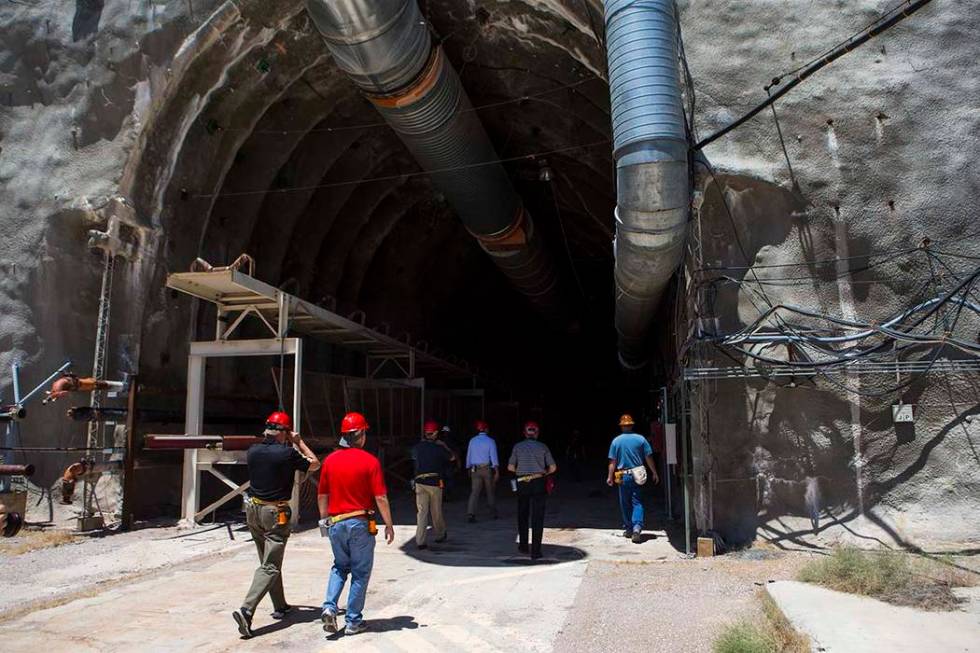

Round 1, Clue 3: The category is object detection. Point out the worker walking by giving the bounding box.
[607,414,659,543]
[233,411,320,639]
[412,420,456,549]
[507,421,557,559]
[317,412,395,636]
[465,420,499,522]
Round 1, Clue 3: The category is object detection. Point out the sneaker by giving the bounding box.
[622,529,632,538]
[632,530,643,544]
[467,514,476,523]
[232,608,253,638]
[271,605,293,619]
[345,621,367,636]
[321,608,338,633]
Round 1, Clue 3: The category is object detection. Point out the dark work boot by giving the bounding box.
[233,608,253,638]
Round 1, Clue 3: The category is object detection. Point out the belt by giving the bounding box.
[414,472,440,481]
[250,496,290,506]
[328,509,369,525]
[517,473,545,483]
[472,463,492,469]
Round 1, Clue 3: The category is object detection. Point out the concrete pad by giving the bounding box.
[767,581,980,653]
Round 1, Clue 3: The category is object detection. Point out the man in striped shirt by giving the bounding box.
[507,421,557,559]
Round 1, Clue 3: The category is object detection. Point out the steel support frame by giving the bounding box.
[180,337,303,527]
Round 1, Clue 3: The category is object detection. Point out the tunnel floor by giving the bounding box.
[0,482,813,652]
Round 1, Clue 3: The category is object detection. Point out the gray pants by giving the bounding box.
[243,501,291,614]
[467,466,496,516]
[415,483,446,545]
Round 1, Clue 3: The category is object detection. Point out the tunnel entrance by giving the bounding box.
[126,0,674,483]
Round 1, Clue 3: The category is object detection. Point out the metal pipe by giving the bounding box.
[306,0,565,321]
[0,464,34,477]
[605,0,690,368]
[144,434,262,450]
[680,379,691,555]
[0,406,27,422]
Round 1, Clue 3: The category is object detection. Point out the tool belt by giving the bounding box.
[327,509,378,536]
[250,496,291,525]
[414,472,444,489]
[328,509,369,525]
[250,496,290,507]
[517,473,545,483]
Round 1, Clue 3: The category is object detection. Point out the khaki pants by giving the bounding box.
[467,466,496,516]
[242,501,291,614]
[415,483,446,545]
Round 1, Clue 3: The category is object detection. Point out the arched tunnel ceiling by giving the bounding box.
[139,0,619,386]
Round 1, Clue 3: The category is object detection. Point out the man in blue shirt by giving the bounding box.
[607,413,659,543]
[465,420,499,522]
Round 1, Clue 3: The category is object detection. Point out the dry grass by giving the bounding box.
[713,590,809,653]
[0,529,78,556]
[798,546,974,611]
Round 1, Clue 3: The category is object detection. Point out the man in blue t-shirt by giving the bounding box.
[607,413,659,543]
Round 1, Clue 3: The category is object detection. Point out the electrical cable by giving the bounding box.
[194,139,612,198]
[231,77,603,135]
[550,181,588,304]
[692,0,935,150]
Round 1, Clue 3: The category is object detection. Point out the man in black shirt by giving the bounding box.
[411,420,455,549]
[233,411,320,638]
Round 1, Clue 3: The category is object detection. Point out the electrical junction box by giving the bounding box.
[892,404,914,424]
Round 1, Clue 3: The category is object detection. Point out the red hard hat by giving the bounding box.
[523,421,540,435]
[266,411,292,430]
[341,412,370,433]
[474,419,489,432]
[424,420,439,434]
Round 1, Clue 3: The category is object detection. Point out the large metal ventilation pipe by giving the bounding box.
[306,0,564,321]
[606,0,690,368]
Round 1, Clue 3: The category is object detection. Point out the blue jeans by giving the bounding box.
[323,518,376,626]
[618,474,645,532]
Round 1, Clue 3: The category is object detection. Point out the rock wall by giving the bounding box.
[679,0,980,549]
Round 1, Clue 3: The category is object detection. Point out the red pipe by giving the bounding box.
[0,464,34,477]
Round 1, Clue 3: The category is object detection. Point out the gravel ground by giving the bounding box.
[554,552,812,653]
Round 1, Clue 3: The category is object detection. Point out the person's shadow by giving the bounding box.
[249,606,323,637]
[325,615,420,640]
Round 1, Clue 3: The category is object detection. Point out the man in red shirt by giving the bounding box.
[317,412,394,636]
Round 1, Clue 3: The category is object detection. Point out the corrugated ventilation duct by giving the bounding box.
[306,0,565,321]
[605,0,690,368]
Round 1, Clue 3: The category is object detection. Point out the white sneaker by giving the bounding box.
[345,621,367,635]
[321,609,338,633]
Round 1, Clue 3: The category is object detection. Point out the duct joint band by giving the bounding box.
[474,206,529,251]
[366,46,442,108]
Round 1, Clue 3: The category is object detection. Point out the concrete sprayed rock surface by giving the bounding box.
[0,0,977,548]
